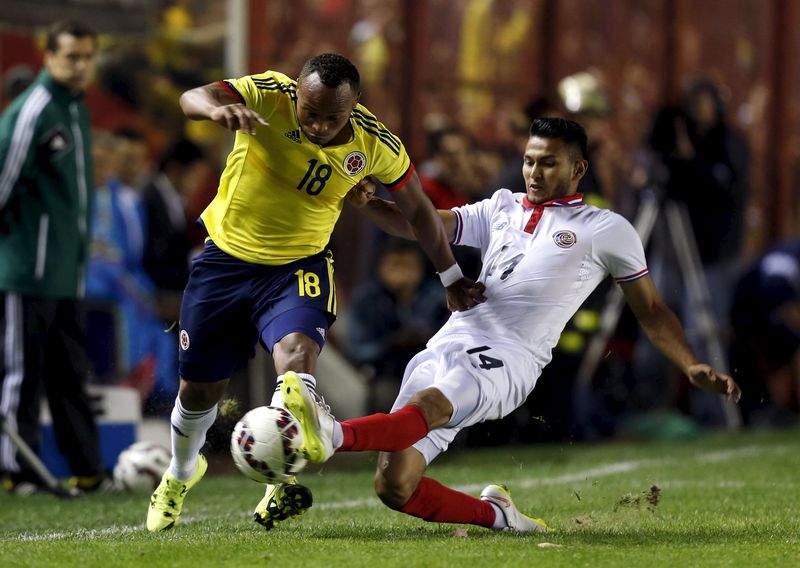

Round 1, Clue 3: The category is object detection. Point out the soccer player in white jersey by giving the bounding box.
[281,117,742,533]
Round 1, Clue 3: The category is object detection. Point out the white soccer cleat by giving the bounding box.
[480,484,548,533]
[281,372,336,463]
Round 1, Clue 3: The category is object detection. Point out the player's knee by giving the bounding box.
[408,388,453,429]
[273,333,320,372]
[178,378,226,411]
[374,466,419,510]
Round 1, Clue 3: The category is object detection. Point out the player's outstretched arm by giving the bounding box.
[357,174,485,311]
[179,82,268,135]
[391,173,486,311]
[355,177,454,240]
[621,275,741,402]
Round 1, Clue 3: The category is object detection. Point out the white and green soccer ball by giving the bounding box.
[230,406,307,484]
[113,441,171,492]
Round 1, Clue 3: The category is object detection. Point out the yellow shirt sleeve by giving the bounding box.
[224,70,295,122]
[350,105,413,190]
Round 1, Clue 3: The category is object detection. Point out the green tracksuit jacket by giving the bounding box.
[0,70,93,299]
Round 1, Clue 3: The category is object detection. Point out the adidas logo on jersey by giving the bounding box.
[284,129,301,143]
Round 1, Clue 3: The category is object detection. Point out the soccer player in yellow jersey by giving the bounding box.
[146,53,486,532]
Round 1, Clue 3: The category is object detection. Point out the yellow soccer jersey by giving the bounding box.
[201,70,414,265]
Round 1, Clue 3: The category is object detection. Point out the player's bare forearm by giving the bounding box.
[391,173,460,272]
[180,82,268,134]
[623,277,741,401]
[636,300,698,375]
[361,197,416,239]
[395,198,455,272]
[180,84,228,120]
[621,276,697,375]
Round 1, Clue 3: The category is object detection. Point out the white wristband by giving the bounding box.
[438,264,463,287]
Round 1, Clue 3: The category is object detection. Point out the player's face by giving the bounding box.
[296,73,360,146]
[522,136,586,204]
[44,34,97,93]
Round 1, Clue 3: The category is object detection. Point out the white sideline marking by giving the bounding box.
[7,444,789,542]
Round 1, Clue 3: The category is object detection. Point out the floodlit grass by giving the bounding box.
[1,427,798,567]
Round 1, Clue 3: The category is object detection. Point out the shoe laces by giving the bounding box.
[153,478,184,503]
[311,390,331,414]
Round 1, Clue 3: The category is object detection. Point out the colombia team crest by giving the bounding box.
[553,230,577,248]
[180,330,190,350]
[343,151,367,175]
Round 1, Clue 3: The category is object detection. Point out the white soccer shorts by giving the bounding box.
[390,335,541,464]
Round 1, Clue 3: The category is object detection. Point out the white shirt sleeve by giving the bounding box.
[451,189,506,253]
[594,212,649,283]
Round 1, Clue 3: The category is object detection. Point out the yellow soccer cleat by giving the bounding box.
[281,372,336,463]
[253,477,313,531]
[480,484,548,533]
[146,454,207,532]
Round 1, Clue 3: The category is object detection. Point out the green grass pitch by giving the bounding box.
[1,426,798,567]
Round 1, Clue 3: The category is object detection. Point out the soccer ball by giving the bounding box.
[230,406,307,484]
[113,441,171,492]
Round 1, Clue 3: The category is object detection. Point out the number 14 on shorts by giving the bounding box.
[466,346,504,370]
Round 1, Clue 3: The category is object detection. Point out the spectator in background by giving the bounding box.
[341,238,449,413]
[649,77,748,281]
[0,20,108,494]
[113,127,151,190]
[730,241,800,426]
[418,126,488,279]
[639,77,749,425]
[142,138,207,322]
[86,130,177,412]
[418,126,489,209]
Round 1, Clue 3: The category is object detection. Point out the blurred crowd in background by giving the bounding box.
[1,0,798,446]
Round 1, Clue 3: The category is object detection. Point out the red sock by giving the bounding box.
[339,404,429,452]
[399,476,496,528]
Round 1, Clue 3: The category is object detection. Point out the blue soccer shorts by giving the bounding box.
[178,240,337,382]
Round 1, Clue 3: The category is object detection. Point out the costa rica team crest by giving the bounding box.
[553,230,577,248]
[343,151,367,175]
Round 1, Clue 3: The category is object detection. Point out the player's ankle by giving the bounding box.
[489,502,507,529]
[338,422,353,451]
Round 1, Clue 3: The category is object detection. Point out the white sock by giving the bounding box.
[332,421,343,450]
[168,397,218,480]
[270,372,318,408]
[490,503,507,529]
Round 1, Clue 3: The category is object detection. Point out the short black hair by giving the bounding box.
[681,77,725,125]
[45,20,97,52]
[529,117,588,160]
[299,53,360,91]
[158,138,204,171]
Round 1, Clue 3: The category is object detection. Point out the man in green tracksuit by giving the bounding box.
[0,20,106,493]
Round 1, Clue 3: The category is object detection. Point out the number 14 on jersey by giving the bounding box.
[466,345,504,370]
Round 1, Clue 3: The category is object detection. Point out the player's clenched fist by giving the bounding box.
[210,103,269,135]
[445,279,487,312]
[345,177,376,208]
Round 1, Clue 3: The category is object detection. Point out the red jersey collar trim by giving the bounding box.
[522,193,584,209]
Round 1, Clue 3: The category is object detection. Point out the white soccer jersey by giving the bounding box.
[393,189,649,463]
[429,188,648,367]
